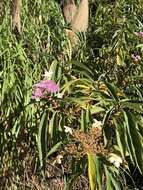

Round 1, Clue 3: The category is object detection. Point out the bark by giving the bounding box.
[12,0,21,34]
[63,0,77,23]
[71,0,88,32]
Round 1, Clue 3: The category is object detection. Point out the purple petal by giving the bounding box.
[136,55,141,60]
[131,54,141,62]
[33,80,59,93]
[139,32,143,37]
[135,32,143,37]
[32,87,44,100]
[131,54,135,59]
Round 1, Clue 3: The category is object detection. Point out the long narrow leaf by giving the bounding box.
[38,112,47,169]
[123,110,143,174]
[87,154,96,190]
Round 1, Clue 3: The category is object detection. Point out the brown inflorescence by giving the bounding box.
[65,126,108,157]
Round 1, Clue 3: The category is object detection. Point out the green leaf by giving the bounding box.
[96,90,112,100]
[46,141,62,158]
[72,61,94,79]
[38,112,47,169]
[123,110,143,174]
[62,78,93,93]
[108,171,121,190]
[80,110,85,131]
[87,154,96,190]
[95,157,102,190]
[86,105,90,126]
[90,105,105,114]
[114,118,126,158]
[49,112,57,141]
[50,60,62,81]
[102,106,114,145]
[121,101,143,114]
[105,167,121,190]
[105,82,119,101]
[104,166,113,190]
[68,96,94,109]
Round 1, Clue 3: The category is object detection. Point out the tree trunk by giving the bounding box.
[12,0,21,34]
[63,0,77,24]
[71,0,88,32]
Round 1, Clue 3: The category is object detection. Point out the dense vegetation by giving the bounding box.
[0,0,143,189]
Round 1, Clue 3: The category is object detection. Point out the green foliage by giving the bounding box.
[87,154,96,190]
[0,0,143,189]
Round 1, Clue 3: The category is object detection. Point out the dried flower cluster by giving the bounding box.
[65,126,108,157]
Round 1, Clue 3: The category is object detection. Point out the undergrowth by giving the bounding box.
[0,0,143,189]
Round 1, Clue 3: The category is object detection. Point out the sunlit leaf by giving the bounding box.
[87,154,96,190]
[123,110,143,174]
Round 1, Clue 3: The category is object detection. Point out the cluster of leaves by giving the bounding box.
[0,0,143,189]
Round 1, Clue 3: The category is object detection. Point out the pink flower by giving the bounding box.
[131,54,141,62]
[135,32,143,38]
[34,80,59,93]
[32,87,44,100]
[32,80,59,100]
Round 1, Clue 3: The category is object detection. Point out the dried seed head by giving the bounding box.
[65,29,79,45]
[65,127,108,156]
